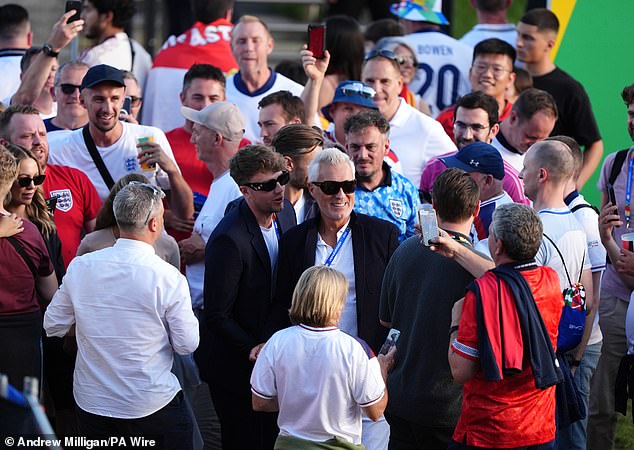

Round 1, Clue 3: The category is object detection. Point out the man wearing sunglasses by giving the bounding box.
[362,49,456,187]
[344,110,420,242]
[0,104,102,269]
[44,61,89,135]
[201,145,295,450]
[270,147,400,450]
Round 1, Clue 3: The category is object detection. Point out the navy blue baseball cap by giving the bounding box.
[441,142,505,180]
[321,80,377,122]
[80,64,126,90]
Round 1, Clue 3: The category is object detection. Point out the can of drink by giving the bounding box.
[137,136,156,171]
[622,232,634,251]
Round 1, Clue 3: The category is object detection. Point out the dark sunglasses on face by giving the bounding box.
[243,171,290,192]
[60,83,81,95]
[128,96,143,107]
[17,174,46,188]
[312,180,356,195]
[365,49,398,63]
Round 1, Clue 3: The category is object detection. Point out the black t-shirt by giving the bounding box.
[533,67,601,147]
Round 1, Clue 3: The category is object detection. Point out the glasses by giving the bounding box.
[454,121,490,133]
[128,181,166,224]
[471,63,512,78]
[128,95,143,107]
[312,180,356,195]
[17,174,46,188]
[365,49,399,63]
[340,82,376,99]
[396,55,416,67]
[60,83,81,95]
[242,171,290,192]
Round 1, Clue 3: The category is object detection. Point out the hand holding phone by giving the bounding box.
[65,1,82,23]
[380,329,400,355]
[308,23,326,59]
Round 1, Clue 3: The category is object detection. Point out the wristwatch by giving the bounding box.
[42,43,59,58]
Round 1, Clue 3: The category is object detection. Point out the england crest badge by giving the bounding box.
[50,189,73,212]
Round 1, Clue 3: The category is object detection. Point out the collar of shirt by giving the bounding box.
[234,69,277,97]
[389,98,409,128]
[114,237,157,255]
[317,217,352,248]
[356,162,392,191]
[443,228,473,246]
[495,129,520,154]
[564,189,580,206]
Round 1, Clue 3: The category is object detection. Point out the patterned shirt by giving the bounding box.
[354,163,421,242]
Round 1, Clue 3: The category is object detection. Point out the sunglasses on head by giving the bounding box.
[365,49,398,63]
[312,180,356,195]
[243,171,290,192]
[340,83,376,99]
[128,181,166,225]
[17,174,46,188]
[60,83,81,95]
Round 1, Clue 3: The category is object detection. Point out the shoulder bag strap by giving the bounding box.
[6,236,37,278]
[609,148,630,186]
[82,125,115,190]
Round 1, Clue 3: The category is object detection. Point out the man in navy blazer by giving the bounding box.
[266,147,399,450]
[199,145,296,450]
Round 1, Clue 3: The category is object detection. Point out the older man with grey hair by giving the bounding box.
[44,182,199,449]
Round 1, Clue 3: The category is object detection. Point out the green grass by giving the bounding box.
[616,403,634,450]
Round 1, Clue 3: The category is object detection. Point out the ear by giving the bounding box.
[308,182,317,197]
[266,36,274,56]
[488,123,500,140]
[492,236,505,257]
[102,10,114,26]
[179,91,185,105]
[26,31,33,47]
[291,117,302,125]
[538,167,548,183]
[0,138,9,147]
[284,155,294,172]
[383,137,391,157]
[508,110,518,126]
[148,215,160,232]
[239,185,250,197]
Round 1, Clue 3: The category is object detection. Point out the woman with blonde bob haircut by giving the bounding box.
[251,266,394,450]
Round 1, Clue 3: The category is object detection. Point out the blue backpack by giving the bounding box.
[543,234,587,353]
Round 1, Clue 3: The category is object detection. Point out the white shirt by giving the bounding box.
[260,223,278,273]
[251,324,385,444]
[389,98,457,186]
[49,122,178,201]
[186,171,242,309]
[459,24,518,49]
[315,222,357,336]
[79,32,153,90]
[403,30,472,116]
[536,207,591,291]
[225,71,304,143]
[0,50,24,101]
[44,238,199,419]
[491,134,525,173]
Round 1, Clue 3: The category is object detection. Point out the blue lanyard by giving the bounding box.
[626,154,634,228]
[272,214,280,240]
[324,227,351,267]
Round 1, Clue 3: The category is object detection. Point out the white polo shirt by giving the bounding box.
[44,238,199,419]
[251,324,385,444]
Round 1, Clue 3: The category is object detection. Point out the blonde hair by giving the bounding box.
[4,144,56,237]
[0,144,17,194]
[289,266,349,327]
[234,15,272,39]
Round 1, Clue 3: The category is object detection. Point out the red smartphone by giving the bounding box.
[65,1,82,23]
[308,23,326,59]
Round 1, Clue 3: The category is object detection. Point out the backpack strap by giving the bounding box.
[543,233,586,285]
[570,203,600,215]
[82,125,115,191]
[6,236,37,278]
[609,149,630,186]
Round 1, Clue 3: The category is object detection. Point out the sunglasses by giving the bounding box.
[242,171,290,192]
[396,55,416,67]
[60,83,81,95]
[17,174,46,188]
[340,82,376,99]
[365,49,398,62]
[128,181,166,224]
[312,180,356,195]
[128,95,143,107]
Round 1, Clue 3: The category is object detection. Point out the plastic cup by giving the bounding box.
[622,232,634,251]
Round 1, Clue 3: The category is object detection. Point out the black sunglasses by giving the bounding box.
[243,171,290,192]
[128,95,143,106]
[365,49,398,62]
[17,174,46,188]
[60,83,81,95]
[312,180,356,195]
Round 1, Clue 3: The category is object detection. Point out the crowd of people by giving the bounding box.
[1,0,634,450]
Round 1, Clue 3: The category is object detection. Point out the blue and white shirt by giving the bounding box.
[354,163,421,242]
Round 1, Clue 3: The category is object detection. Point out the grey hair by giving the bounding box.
[492,203,543,261]
[54,61,90,86]
[113,183,162,231]
[529,140,574,185]
[307,147,355,182]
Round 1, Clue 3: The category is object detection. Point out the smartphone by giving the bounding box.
[45,196,58,214]
[308,23,326,59]
[120,96,132,118]
[418,205,439,246]
[65,1,82,23]
[380,328,400,355]
[607,183,617,207]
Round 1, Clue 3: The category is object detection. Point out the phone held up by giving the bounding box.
[380,328,400,355]
[120,96,132,119]
[308,23,326,59]
[65,1,82,22]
